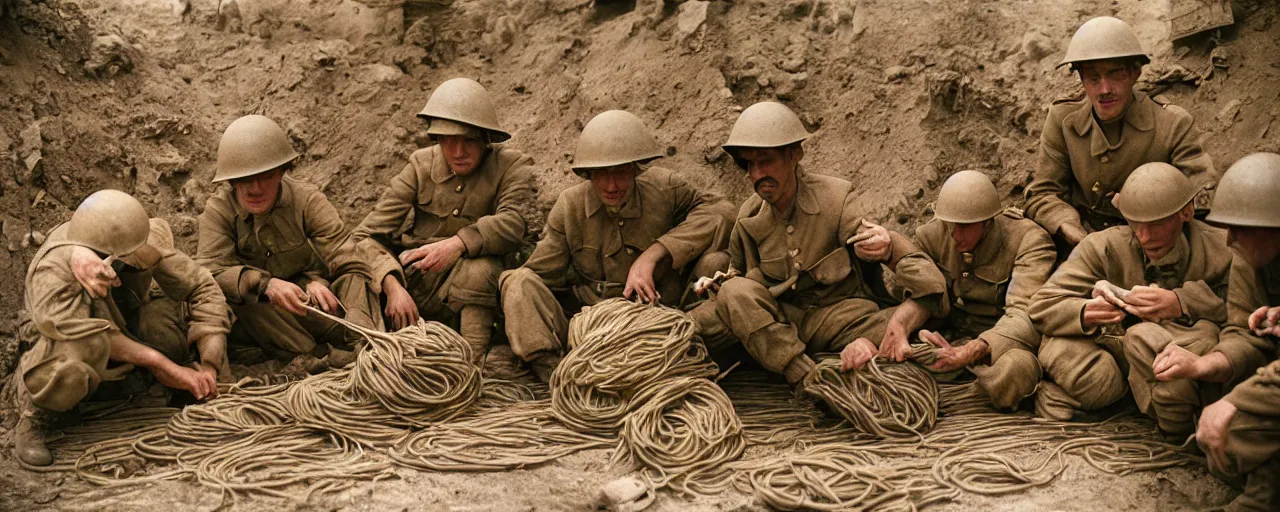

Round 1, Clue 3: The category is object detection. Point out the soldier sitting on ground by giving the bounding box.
[13,190,230,467]
[499,110,735,382]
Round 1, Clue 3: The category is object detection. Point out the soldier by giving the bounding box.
[13,190,229,467]
[1150,153,1280,510]
[702,101,947,389]
[1024,16,1216,250]
[1029,162,1231,434]
[499,110,734,381]
[352,78,533,362]
[914,171,1056,409]
[196,115,381,369]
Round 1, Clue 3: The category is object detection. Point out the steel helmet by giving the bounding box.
[66,189,151,257]
[571,110,663,178]
[1112,162,1198,222]
[722,102,810,169]
[1059,16,1150,68]
[1207,152,1280,228]
[214,115,299,183]
[935,170,1001,223]
[417,78,511,142]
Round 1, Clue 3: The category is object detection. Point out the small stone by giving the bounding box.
[884,65,910,82]
[675,1,709,41]
[1019,30,1054,61]
[28,231,45,247]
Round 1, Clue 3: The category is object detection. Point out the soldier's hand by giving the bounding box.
[1248,306,1280,336]
[877,321,911,363]
[851,220,891,262]
[264,278,309,316]
[922,330,985,372]
[1060,223,1088,246]
[1153,343,1201,382]
[1121,284,1182,322]
[1197,399,1237,474]
[305,280,340,315]
[196,362,221,400]
[1082,297,1125,328]
[400,236,466,273]
[69,246,121,299]
[1091,280,1130,309]
[624,255,661,304]
[693,276,719,296]
[383,277,419,330]
[153,361,217,401]
[840,337,877,371]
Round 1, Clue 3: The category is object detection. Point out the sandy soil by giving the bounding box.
[1,0,1277,509]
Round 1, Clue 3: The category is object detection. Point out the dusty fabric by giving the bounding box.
[1025,91,1217,236]
[1212,258,1280,386]
[1123,320,1220,434]
[352,145,533,303]
[1216,358,1280,511]
[1037,333,1129,413]
[19,219,230,412]
[196,176,380,355]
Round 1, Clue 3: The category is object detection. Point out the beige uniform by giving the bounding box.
[709,168,947,373]
[915,211,1056,408]
[1025,91,1217,236]
[18,219,230,412]
[500,166,734,361]
[196,176,380,357]
[1029,220,1231,433]
[353,145,533,319]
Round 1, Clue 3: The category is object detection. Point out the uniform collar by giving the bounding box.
[788,165,821,217]
[585,181,644,219]
[233,176,296,222]
[1071,90,1156,156]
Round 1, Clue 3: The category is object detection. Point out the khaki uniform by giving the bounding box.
[196,176,380,357]
[1211,259,1280,510]
[1025,92,1217,236]
[708,168,947,373]
[500,166,734,361]
[353,145,533,320]
[18,219,230,412]
[915,211,1056,408]
[1029,220,1231,433]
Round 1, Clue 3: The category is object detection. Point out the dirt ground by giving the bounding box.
[1,0,1278,509]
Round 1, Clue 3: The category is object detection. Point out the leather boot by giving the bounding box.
[460,306,495,365]
[14,411,53,467]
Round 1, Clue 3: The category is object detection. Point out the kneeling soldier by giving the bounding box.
[500,110,734,381]
[1030,162,1231,434]
[14,190,229,467]
[915,171,1056,409]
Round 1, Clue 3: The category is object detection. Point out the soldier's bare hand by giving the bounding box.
[624,255,661,304]
[69,246,121,299]
[153,361,217,400]
[400,237,466,273]
[1091,280,1130,309]
[1248,306,1280,336]
[1122,284,1182,322]
[877,321,911,363]
[693,276,719,296]
[264,278,309,316]
[196,363,221,400]
[305,281,340,315]
[1083,297,1125,328]
[383,277,419,330]
[851,220,891,262]
[924,330,986,372]
[1197,399,1237,474]
[840,337,877,371]
[1153,343,1201,381]
[1060,223,1088,246]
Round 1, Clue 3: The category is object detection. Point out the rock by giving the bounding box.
[781,0,813,20]
[599,476,649,507]
[674,1,709,41]
[358,64,405,84]
[1020,30,1054,61]
[884,65,910,82]
[29,230,46,246]
[1210,46,1228,69]
[84,35,139,77]
[483,14,519,50]
[22,150,42,183]
[216,0,242,32]
[170,0,190,15]
[780,35,808,73]
[174,215,198,237]
[18,122,42,157]
[389,126,410,142]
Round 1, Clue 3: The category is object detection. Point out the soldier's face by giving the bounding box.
[1078,60,1141,122]
[438,135,487,176]
[739,147,800,208]
[949,220,987,253]
[231,167,284,216]
[1228,226,1280,269]
[589,163,637,207]
[1127,203,1193,261]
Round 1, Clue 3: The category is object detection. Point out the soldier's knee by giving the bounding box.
[714,277,768,316]
[691,251,730,280]
[985,349,1042,409]
[452,257,503,292]
[499,267,540,295]
[23,335,111,412]
[1124,322,1171,354]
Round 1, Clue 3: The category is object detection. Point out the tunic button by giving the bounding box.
[956,297,965,306]
[961,271,970,278]
[455,184,464,193]
[794,261,803,269]
[1091,182,1101,193]
[265,250,272,257]
[1101,155,1110,163]
[617,220,624,226]
[786,225,795,234]
[451,208,460,216]
[627,248,635,255]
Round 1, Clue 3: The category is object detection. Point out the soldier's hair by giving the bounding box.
[1070,56,1146,74]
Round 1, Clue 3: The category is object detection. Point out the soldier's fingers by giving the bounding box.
[846,231,876,245]
[1266,307,1280,327]
[1249,307,1269,331]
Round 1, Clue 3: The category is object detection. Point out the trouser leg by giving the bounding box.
[1036,334,1128,419]
[1123,321,1219,434]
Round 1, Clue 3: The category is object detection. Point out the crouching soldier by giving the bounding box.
[353,78,533,362]
[1151,153,1280,510]
[14,190,230,467]
[701,101,948,389]
[500,110,734,381]
[196,115,381,369]
[1030,162,1231,435]
[914,171,1056,409]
